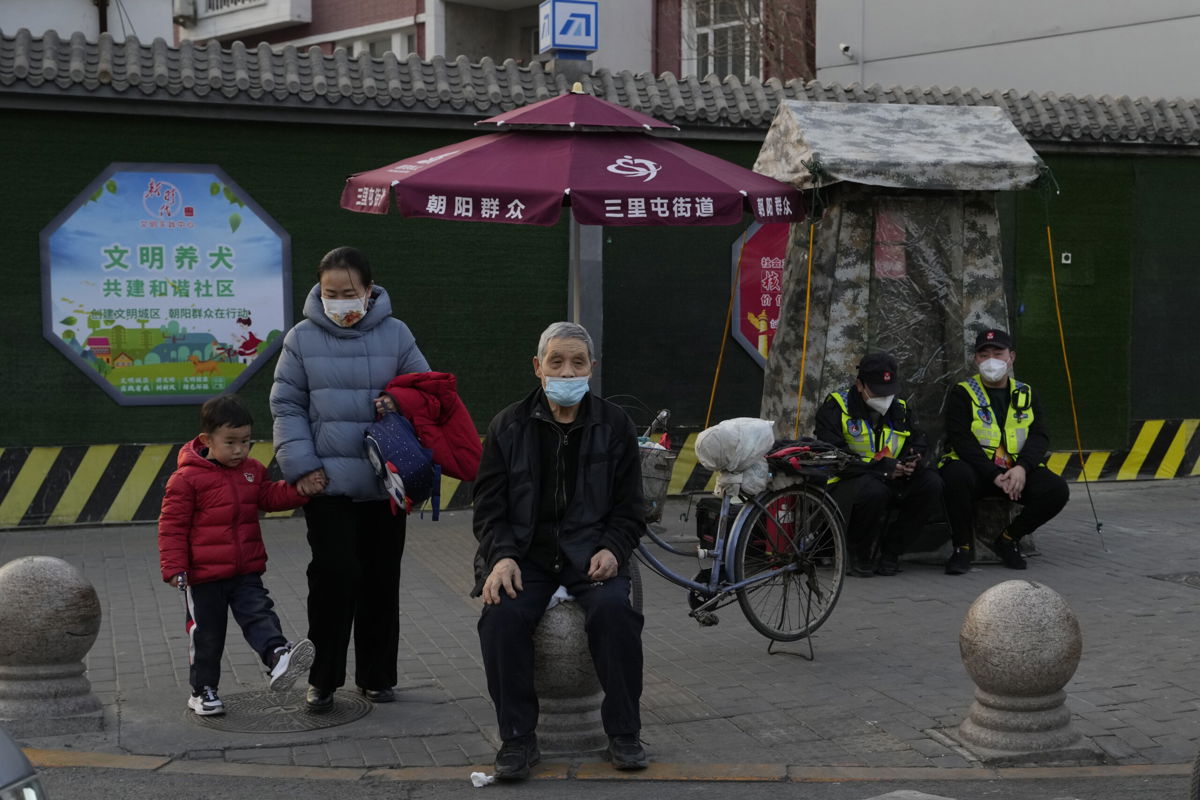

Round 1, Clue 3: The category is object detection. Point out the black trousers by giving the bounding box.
[186,573,287,691]
[940,460,1070,548]
[829,468,944,560]
[303,496,407,693]
[478,558,644,742]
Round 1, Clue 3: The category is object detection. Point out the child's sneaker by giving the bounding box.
[188,686,224,716]
[268,638,315,692]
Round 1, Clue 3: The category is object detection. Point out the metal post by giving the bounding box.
[568,214,604,395]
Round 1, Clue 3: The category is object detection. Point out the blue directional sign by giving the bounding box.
[538,0,598,53]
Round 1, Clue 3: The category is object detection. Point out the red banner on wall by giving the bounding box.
[731,222,790,369]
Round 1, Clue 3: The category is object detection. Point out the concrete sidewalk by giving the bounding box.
[2,478,1199,779]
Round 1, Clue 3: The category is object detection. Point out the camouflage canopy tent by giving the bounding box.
[752,102,1045,448]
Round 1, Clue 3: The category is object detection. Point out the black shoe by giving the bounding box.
[494,733,540,781]
[847,557,875,578]
[607,734,649,770]
[945,547,972,575]
[359,687,395,703]
[874,555,901,576]
[305,685,334,713]
[991,535,1027,570]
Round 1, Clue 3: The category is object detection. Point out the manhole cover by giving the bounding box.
[1148,572,1200,589]
[187,688,372,733]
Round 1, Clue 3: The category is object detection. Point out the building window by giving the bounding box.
[343,28,418,59]
[687,0,761,81]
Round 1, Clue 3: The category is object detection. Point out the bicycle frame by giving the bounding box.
[635,489,805,600]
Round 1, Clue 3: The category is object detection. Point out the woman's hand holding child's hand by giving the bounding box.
[296,468,327,497]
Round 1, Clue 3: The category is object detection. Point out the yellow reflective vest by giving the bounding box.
[942,375,1035,465]
[831,389,911,464]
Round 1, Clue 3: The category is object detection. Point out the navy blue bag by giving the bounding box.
[364,412,441,519]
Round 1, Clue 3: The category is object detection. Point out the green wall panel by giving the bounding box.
[1,109,565,445]
[1012,156,1133,451]
[1131,159,1200,420]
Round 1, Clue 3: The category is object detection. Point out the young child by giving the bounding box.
[158,394,316,716]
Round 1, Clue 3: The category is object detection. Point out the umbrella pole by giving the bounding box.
[568,213,605,395]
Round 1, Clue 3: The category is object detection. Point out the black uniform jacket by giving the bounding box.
[470,387,646,597]
[813,386,928,478]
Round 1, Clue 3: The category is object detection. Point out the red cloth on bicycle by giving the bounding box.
[384,371,482,481]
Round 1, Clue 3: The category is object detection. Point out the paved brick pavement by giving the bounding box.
[2,478,1199,773]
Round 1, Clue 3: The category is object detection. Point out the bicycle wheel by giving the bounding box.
[732,485,846,641]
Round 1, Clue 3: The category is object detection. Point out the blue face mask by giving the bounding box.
[544,376,590,407]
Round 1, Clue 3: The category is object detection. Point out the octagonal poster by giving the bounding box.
[41,164,292,405]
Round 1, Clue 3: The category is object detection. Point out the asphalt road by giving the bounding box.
[36,766,1192,800]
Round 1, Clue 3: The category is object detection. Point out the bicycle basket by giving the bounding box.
[639,445,677,523]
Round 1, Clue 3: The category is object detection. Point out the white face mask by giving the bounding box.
[978,357,1009,383]
[322,295,368,327]
[865,394,894,414]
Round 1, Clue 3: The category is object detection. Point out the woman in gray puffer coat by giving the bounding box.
[270,246,429,713]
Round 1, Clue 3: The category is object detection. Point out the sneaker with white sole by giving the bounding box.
[268,638,315,692]
[188,686,224,716]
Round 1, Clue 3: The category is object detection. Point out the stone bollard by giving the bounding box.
[0,556,104,736]
[955,579,1099,764]
[532,600,606,755]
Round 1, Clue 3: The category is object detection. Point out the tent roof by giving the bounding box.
[754,101,1045,191]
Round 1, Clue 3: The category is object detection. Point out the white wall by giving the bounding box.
[1,0,174,42]
[817,0,1200,99]
[590,0,653,75]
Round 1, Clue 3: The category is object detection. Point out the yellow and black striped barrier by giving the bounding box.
[1,418,1197,529]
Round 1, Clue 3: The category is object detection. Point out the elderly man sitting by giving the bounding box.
[471,321,648,780]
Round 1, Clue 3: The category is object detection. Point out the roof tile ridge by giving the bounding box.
[1141,95,1170,144]
[281,44,300,94]
[307,45,328,97]
[230,39,250,92]
[179,37,196,89]
[743,75,769,124]
[204,39,223,90]
[68,30,87,83]
[1174,97,1200,145]
[151,36,170,88]
[1024,89,1053,138]
[1079,93,1111,142]
[408,52,427,103]
[643,71,667,120]
[432,53,452,102]
[598,69,619,104]
[97,32,114,85]
[332,46,353,98]
[657,71,686,123]
[39,28,60,81]
[355,49,378,100]
[527,61,551,103]
[1000,88,1031,133]
[1115,94,1144,142]
[479,56,501,107]
[255,41,275,93]
[723,72,747,124]
[455,54,477,106]
[12,27,31,80]
[697,73,721,123]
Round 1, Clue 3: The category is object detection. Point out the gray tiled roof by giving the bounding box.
[2,27,1198,146]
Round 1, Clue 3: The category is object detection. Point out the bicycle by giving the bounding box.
[631,410,853,653]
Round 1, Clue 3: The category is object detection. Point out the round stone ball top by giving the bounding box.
[0,556,101,666]
[959,579,1082,697]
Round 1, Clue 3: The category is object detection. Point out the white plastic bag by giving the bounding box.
[695,418,775,496]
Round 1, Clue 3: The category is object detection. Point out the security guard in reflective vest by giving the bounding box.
[814,353,943,577]
[940,329,1069,575]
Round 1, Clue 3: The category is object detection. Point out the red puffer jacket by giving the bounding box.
[384,371,482,481]
[158,437,308,584]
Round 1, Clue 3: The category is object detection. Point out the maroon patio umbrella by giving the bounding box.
[476,88,679,131]
[340,131,803,226]
[338,88,805,391]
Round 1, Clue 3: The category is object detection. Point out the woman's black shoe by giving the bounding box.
[359,687,395,703]
[305,686,334,713]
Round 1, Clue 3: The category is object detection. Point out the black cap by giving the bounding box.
[857,352,899,396]
[973,328,1013,352]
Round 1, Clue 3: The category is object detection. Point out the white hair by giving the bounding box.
[536,321,594,361]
